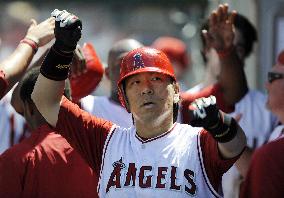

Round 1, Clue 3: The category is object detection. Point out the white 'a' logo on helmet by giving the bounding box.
[133,53,145,70]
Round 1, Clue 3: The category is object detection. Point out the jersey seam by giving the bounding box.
[97,124,117,194]
[197,131,222,198]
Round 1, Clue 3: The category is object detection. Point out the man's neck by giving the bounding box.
[135,116,174,139]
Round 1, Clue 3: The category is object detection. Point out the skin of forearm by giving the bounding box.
[218,49,248,106]
[0,43,34,92]
[32,74,65,127]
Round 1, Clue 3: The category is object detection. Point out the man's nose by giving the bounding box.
[141,81,154,95]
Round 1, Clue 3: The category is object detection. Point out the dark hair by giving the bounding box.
[200,13,257,62]
[20,67,40,103]
[20,67,71,103]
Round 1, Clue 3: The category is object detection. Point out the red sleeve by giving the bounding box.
[181,83,234,124]
[0,70,8,100]
[0,151,22,197]
[56,96,114,173]
[240,138,284,198]
[200,130,239,192]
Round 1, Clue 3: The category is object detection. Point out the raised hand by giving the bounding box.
[51,9,82,52]
[202,4,236,53]
[189,95,237,142]
[25,17,55,47]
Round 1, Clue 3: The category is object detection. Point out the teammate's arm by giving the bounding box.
[32,10,82,127]
[203,4,248,106]
[0,17,55,99]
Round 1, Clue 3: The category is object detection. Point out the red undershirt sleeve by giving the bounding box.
[55,96,114,173]
[199,130,240,192]
[0,70,8,100]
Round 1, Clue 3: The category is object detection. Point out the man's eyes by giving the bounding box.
[152,77,162,81]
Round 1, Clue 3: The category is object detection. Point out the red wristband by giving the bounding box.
[20,38,38,53]
[216,46,234,59]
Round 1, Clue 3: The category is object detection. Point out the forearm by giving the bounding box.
[218,48,248,106]
[235,147,253,177]
[32,73,64,127]
[0,43,34,92]
[218,123,246,159]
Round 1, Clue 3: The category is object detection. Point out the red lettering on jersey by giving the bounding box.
[124,163,137,187]
[184,169,196,195]
[170,166,181,190]
[156,167,168,189]
[106,166,122,193]
[139,166,152,188]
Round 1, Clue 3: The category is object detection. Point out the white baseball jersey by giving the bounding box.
[98,123,223,198]
[81,95,133,128]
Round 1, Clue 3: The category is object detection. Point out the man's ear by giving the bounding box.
[25,100,34,117]
[173,82,180,104]
[105,67,110,80]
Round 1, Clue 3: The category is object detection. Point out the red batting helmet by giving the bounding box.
[117,47,176,111]
[70,43,104,102]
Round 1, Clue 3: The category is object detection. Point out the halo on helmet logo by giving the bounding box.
[133,53,145,70]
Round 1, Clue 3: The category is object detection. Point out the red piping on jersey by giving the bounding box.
[197,131,222,198]
[135,123,177,144]
[97,126,116,194]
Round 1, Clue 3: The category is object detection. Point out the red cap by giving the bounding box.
[151,36,190,70]
[277,50,284,65]
[70,43,104,102]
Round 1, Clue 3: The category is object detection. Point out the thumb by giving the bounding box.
[29,19,38,28]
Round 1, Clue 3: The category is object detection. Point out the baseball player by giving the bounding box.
[81,38,143,128]
[240,59,284,198]
[32,9,246,197]
[0,67,98,198]
[187,6,278,198]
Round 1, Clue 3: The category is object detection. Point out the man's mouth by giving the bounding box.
[141,102,155,108]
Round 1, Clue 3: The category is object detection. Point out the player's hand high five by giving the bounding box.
[51,9,82,52]
[190,96,238,143]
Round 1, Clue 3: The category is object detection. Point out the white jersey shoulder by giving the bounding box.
[98,123,222,198]
[81,95,133,128]
[229,89,277,148]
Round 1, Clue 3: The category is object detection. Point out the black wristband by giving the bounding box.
[40,46,74,81]
[207,114,238,143]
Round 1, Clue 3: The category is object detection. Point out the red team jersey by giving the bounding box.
[240,136,284,198]
[0,70,8,100]
[55,97,239,197]
[0,124,98,198]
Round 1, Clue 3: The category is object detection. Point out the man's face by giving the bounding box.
[125,72,177,124]
[265,64,284,116]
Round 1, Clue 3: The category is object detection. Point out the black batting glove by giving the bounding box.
[51,9,82,52]
[189,95,237,143]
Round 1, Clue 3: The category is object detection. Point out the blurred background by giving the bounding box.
[0,0,283,95]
